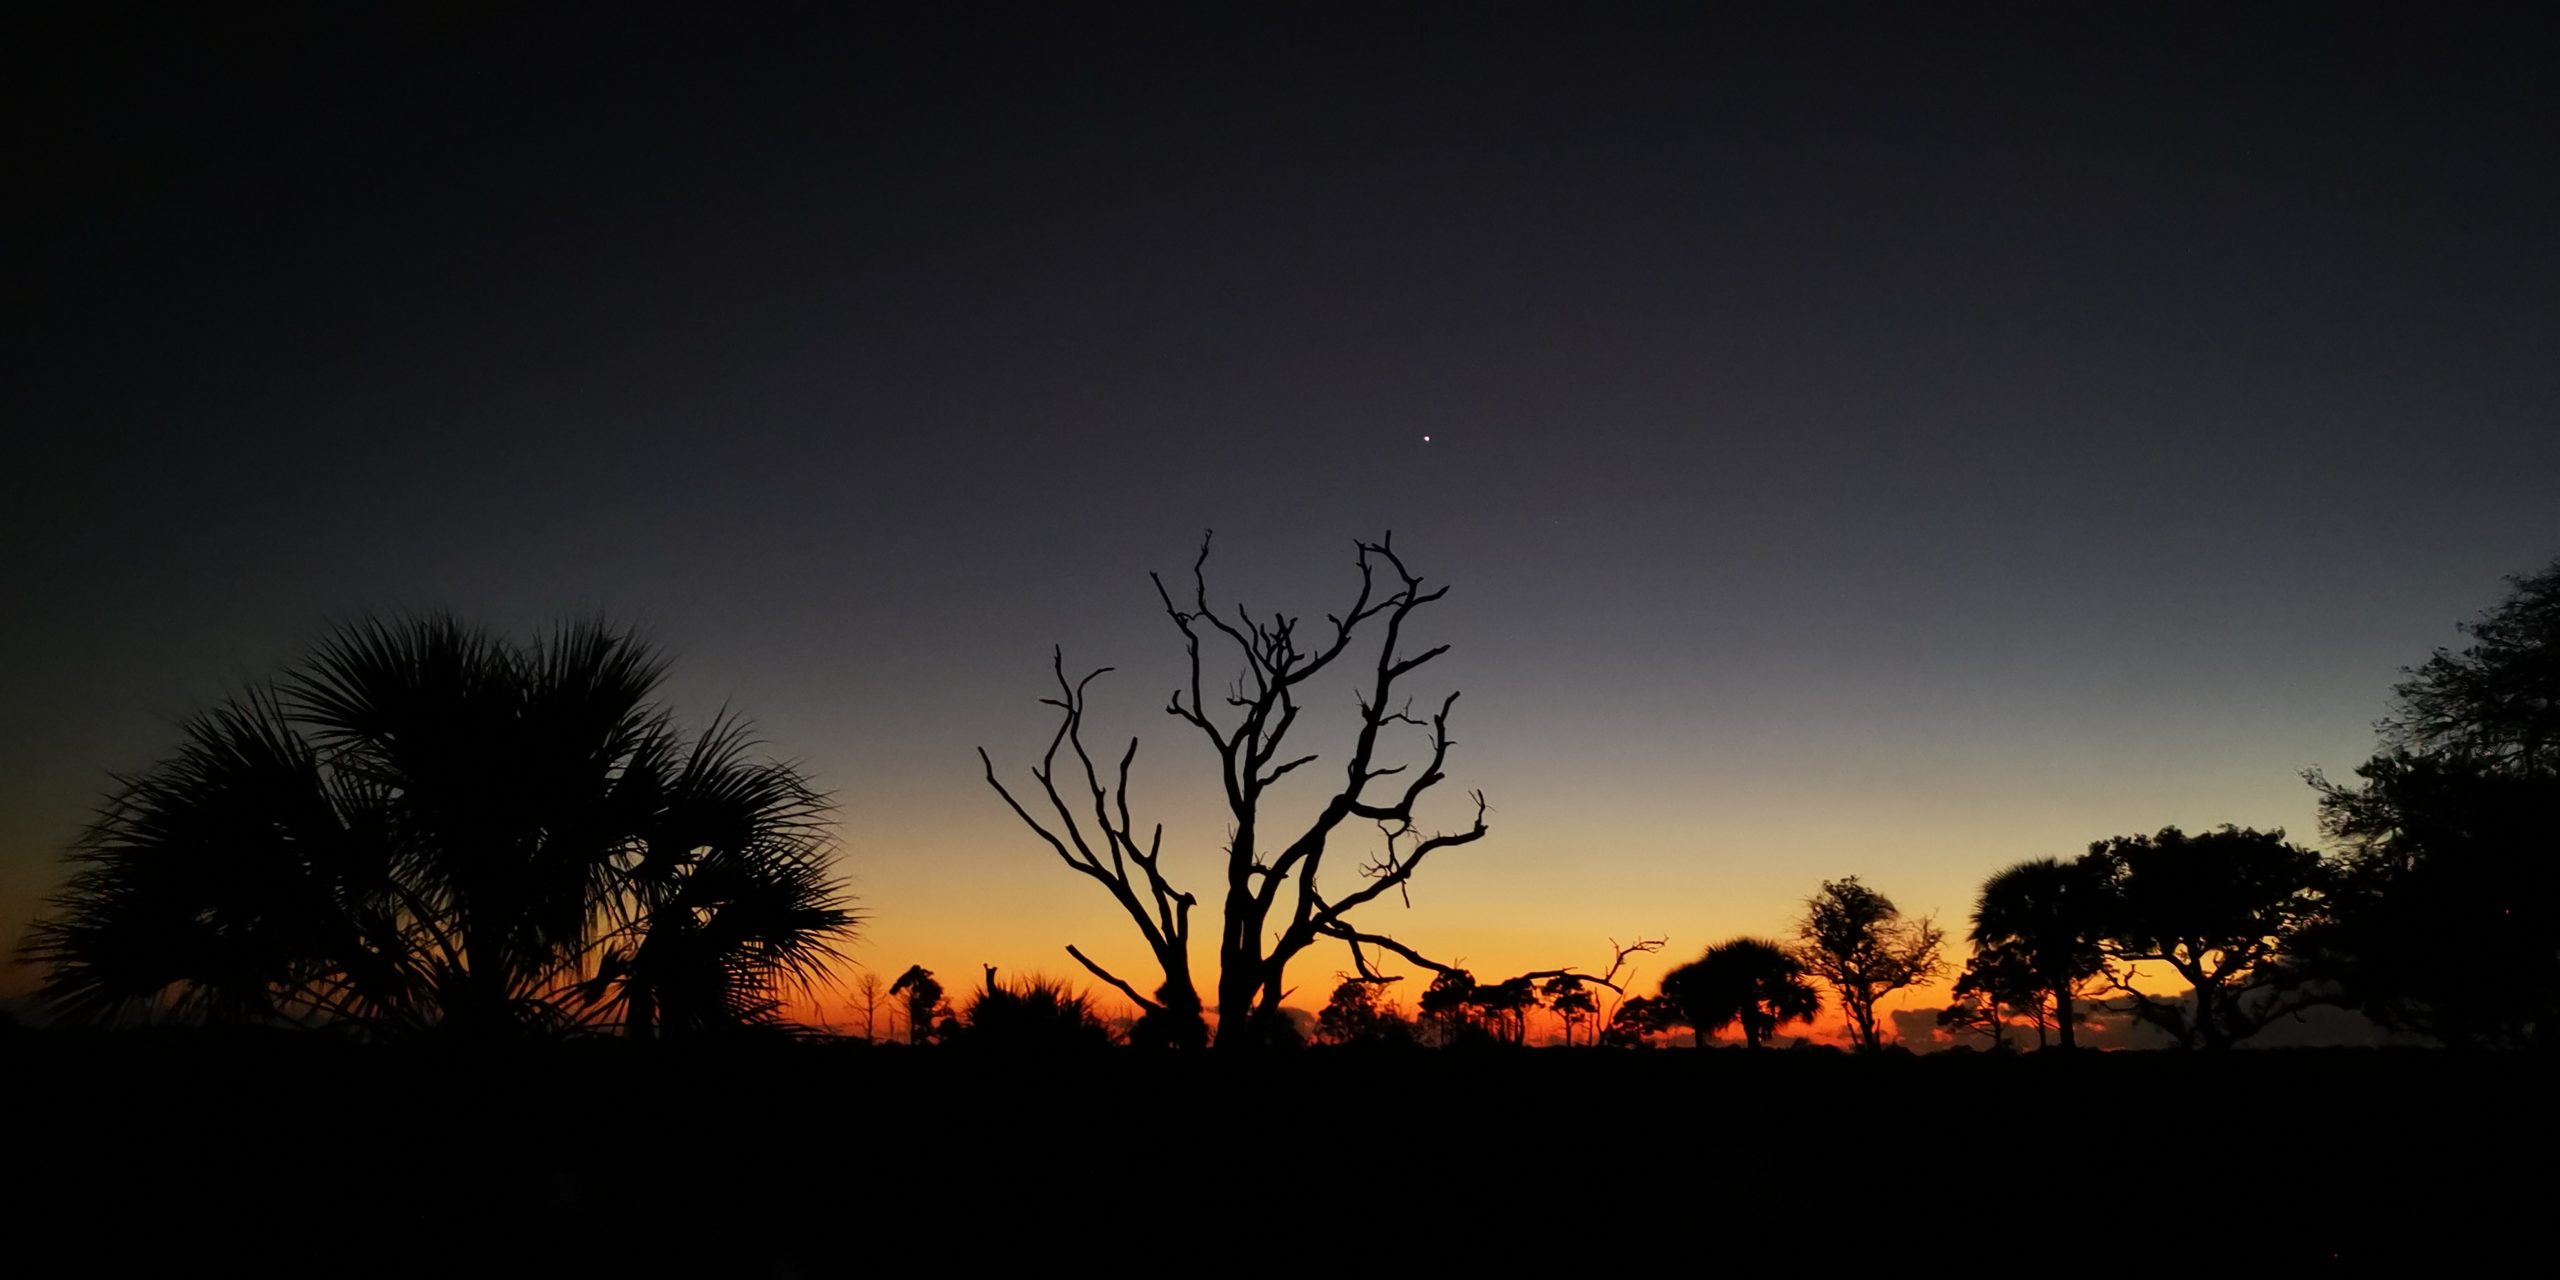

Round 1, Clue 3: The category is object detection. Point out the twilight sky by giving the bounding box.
[6,4,2555,1027]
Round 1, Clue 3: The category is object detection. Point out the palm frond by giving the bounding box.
[18,615,859,1040]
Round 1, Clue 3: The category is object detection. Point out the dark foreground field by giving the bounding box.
[5,1033,2545,1273]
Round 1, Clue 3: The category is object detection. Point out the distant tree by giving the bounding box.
[2084,826,2325,1050]
[890,965,943,1046]
[953,968,1115,1050]
[1418,969,1484,1047]
[1598,995,1675,1048]
[850,971,886,1044]
[2306,558,2560,1048]
[1316,977,1386,1045]
[1396,939,1662,1049]
[1543,975,1599,1046]
[1471,975,1540,1046]
[1796,878,1944,1052]
[16,616,857,1037]
[1935,974,2004,1051]
[1969,857,2108,1050]
[1658,938,1821,1049]
[1939,946,2045,1051]
[1653,961,1714,1049]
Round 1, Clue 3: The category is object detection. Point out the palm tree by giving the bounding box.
[1657,938,1821,1049]
[16,615,858,1037]
[1969,857,2107,1050]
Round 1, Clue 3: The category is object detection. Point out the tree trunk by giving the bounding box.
[2053,981,2076,1051]
[1212,956,1260,1049]
[2196,983,2229,1049]
[2174,954,2226,1049]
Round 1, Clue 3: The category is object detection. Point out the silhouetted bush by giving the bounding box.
[952,971,1115,1050]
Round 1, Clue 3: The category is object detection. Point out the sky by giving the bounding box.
[6,4,2556,1034]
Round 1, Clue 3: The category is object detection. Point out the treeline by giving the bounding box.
[10,553,2553,1054]
[884,557,2560,1054]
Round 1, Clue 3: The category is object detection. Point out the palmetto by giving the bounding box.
[19,616,857,1037]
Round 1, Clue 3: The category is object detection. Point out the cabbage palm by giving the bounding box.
[18,616,857,1037]
[1657,937,1821,1049]
[1970,857,2108,1050]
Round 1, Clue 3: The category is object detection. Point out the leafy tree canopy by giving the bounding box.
[1796,878,1943,1053]
[2308,558,2560,1048]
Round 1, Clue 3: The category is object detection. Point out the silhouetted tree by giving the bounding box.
[17,616,857,1037]
[2310,760,2557,1048]
[1464,938,1663,1048]
[1472,975,1540,1046]
[1940,947,2045,1050]
[1313,977,1417,1047]
[1316,977,1384,1045]
[890,965,943,1046]
[1936,973,2004,1051]
[1969,857,2108,1050]
[850,970,885,1043]
[1418,968,1486,1047]
[980,534,1538,1049]
[2367,558,2560,770]
[1543,975,1598,1046]
[1657,938,1821,1049]
[2306,558,2560,1048]
[1654,961,1714,1049]
[2084,826,2325,1049]
[1796,877,1944,1052]
[1598,995,1675,1048]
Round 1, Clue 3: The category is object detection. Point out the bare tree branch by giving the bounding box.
[1324,923,1462,977]
[1596,936,1669,990]
[1067,945,1161,1013]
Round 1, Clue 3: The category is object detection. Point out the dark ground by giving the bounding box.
[4,1032,2543,1272]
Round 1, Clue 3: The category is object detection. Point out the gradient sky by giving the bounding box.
[7,5,2555,1030]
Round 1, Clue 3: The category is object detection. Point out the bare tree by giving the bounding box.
[850,971,885,1044]
[981,534,1603,1047]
